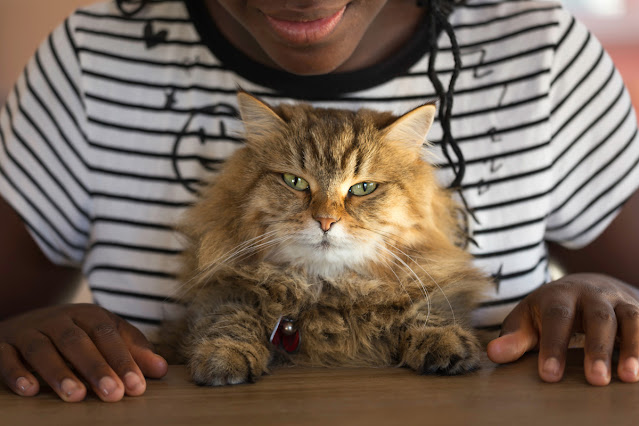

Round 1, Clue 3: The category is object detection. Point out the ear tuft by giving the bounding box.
[382,103,436,149]
[236,91,285,141]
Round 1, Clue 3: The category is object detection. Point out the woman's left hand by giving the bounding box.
[486,273,639,386]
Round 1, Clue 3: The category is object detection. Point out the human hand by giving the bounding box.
[486,273,639,386]
[0,304,168,402]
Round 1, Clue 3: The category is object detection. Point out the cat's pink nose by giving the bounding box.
[315,217,338,232]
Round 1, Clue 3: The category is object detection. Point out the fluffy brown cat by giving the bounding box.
[171,92,491,386]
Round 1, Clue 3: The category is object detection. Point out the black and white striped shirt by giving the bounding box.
[1,0,637,338]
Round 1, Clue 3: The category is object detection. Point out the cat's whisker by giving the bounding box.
[216,229,282,263]
[377,255,414,305]
[221,234,292,265]
[201,236,293,283]
[374,243,432,321]
[179,230,281,287]
[378,246,432,324]
[364,226,457,325]
[170,231,292,299]
[263,236,296,263]
[380,240,457,326]
[373,242,427,295]
[362,227,420,253]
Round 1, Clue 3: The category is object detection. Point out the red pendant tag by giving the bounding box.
[269,316,300,353]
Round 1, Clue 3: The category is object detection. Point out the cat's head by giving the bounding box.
[190,93,460,278]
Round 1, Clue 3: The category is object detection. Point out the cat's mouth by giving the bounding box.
[318,239,332,249]
[310,234,340,251]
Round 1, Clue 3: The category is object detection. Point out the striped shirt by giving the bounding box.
[1,0,637,339]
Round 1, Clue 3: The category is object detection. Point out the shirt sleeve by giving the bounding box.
[0,17,92,267]
[544,8,639,249]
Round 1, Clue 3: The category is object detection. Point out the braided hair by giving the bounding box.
[115,0,148,16]
[118,0,467,191]
[419,0,466,190]
[419,0,477,233]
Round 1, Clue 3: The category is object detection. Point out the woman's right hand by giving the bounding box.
[0,304,168,402]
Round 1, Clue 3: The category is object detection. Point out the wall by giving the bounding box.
[573,0,639,119]
[0,0,96,101]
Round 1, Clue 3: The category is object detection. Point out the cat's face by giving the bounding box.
[221,94,440,277]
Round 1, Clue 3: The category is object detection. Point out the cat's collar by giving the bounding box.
[270,316,300,354]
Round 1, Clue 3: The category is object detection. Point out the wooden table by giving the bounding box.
[1,350,637,426]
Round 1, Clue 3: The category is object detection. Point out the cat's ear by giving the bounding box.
[382,103,436,149]
[237,91,285,140]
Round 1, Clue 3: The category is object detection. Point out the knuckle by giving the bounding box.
[22,336,50,360]
[544,280,572,294]
[618,304,639,322]
[545,304,574,322]
[584,284,608,297]
[4,364,21,379]
[58,327,86,348]
[624,341,639,356]
[90,323,118,341]
[75,303,105,314]
[543,337,568,353]
[585,342,610,358]
[89,359,111,375]
[588,308,616,326]
[109,355,135,374]
[0,342,14,354]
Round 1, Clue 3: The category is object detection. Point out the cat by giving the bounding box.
[169,92,492,386]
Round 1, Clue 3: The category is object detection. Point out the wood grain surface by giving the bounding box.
[1,350,637,426]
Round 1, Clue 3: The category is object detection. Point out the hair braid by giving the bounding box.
[421,0,467,190]
[115,0,148,16]
[421,0,478,232]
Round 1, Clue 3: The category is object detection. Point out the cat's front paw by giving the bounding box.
[187,338,270,386]
[402,324,481,375]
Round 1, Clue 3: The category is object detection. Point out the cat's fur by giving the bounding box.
[169,93,492,386]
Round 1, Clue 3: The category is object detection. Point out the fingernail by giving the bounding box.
[124,372,143,392]
[543,357,560,377]
[623,357,639,378]
[98,376,118,397]
[592,360,608,378]
[61,378,81,397]
[16,377,33,393]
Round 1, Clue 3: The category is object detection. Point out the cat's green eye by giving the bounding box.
[349,182,378,196]
[283,173,309,191]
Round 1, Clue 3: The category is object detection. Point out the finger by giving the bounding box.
[15,331,86,402]
[0,343,39,396]
[80,316,147,396]
[582,301,617,386]
[615,303,639,383]
[487,330,537,364]
[487,301,538,364]
[43,321,125,402]
[116,318,168,379]
[537,299,576,383]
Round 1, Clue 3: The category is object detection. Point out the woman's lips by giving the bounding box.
[264,6,346,45]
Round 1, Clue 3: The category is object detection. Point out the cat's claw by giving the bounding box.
[187,339,269,386]
[403,324,481,375]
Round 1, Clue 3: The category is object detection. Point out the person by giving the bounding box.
[0,0,637,402]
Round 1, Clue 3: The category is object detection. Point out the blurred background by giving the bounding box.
[1,0,639,107]
[1,0,91,102]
